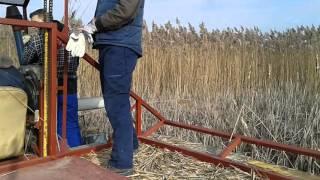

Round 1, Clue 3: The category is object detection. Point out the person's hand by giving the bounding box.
[81,18,97,44]
[66,33,86,57]
[23,35,31,44]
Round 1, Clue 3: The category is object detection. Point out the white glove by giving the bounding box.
[81,19,97,44]
[66,32,86,57]
[23,35,31,44]
[83,19,97,34]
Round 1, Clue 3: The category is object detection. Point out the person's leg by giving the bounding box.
[57,78,82,147]
[66,94,82,147]
[99,46,138,169]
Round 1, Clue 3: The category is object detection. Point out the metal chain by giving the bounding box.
[43,0,47,21]
[49,0,53,21]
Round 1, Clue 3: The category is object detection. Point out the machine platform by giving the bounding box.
[0,157,126,180]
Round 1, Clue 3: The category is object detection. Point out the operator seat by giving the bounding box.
[0,87,27,160]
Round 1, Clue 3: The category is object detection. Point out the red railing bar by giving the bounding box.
[165,120,320,159]
[48,28,58,155]
[56,143,112,157]
[139,137,292,180]
[0,143,112,174]
[130,92,168,122]
[0,18,55,29]
[165,120,231,138]
[0,157,55,174]
[130,103,136,111]
[135,99,143,135]
[140,121,165,137]
[219,136,242,158]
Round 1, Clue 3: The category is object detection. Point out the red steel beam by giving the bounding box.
[0,18,55,29]
[130,103,136,111]
[56,143,112,157]
[135,99,143,135]
[48,26,58,156]
[140,120,165,137]
[0,157,55,175]
[219,136,242,158]
[0,143,112,175]
[130,92,168,122]
[165,120,231,138]
[61,47,69,143]
[39,82,44,156]
[165,120,320,159]
[139,137,292,180]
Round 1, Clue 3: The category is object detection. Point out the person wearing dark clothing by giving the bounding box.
[24,9,82,147]
[0,56,25,90]
[93,0,145,175]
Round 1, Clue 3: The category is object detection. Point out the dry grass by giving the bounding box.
[1,22,319,174]
[83,135,254,180]
[77,23,320,174]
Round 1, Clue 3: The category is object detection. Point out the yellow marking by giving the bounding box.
[43,31,49,157]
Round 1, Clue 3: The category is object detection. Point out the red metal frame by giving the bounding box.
[0,12,320,180]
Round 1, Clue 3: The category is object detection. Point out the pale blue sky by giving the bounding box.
[1,0,320,32]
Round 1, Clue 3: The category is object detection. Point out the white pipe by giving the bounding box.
[78,97,104,111]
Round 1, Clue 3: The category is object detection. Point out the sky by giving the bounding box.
[1,0,320,32]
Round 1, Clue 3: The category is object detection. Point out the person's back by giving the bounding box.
[94,0,145,57]
[0,56,25,90]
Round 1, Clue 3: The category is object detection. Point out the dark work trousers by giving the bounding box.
[57,78,82,147]
[98,45,139,169]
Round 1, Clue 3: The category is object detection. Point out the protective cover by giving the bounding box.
[0,87,27,160]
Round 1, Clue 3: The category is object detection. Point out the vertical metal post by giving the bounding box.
[62,47,69,143]
[135,99,142,135]
[63,0,69,34]
[39,82,44,157]
[48,26,58,155]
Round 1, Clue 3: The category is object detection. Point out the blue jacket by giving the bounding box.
[94,0,145,57]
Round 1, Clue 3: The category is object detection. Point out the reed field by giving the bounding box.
[78,22,320,174]
[1,21,320,174]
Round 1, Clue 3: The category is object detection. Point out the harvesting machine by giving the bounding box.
[0,0,319,179]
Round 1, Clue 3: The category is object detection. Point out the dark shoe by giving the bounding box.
[106,163,133,176]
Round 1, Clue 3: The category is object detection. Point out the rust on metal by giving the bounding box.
[56,143,112,157]
[0,18,55,29]
[0,143,112,174]
[0,157,126,180]
[139,137,293,180]
[135,99,143,135]
[140,120,165,137]
[39,81,44,156]
[48,28,58,156]
[61,42,69,143]
[165,120,320,159]
[0,157,55,175]
[130,103,136,111]
[219,136,242,158]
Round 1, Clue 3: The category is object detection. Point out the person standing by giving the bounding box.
[93,0,145,176]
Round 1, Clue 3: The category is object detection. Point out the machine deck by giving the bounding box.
[0,157,126,180]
